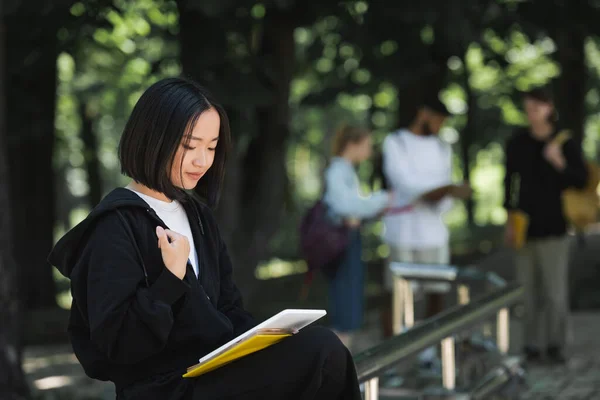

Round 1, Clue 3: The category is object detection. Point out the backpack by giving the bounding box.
[554,130,600,231]
[69,300,111,381]
[69,209,149,380]
[299,199,350,282]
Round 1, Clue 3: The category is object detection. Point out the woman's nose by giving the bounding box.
[193,151,207,167]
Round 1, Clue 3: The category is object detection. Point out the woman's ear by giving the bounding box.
[541,102,555,123]
[550,103,559,122]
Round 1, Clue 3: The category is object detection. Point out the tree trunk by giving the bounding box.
[4,5,74,309]
[234,10,296,306]
[516,1,586,145]
[176,4,239,246]
[462,63,476,226]
[213,108,244,254]
[176,5,259,299]
[0,7,30,397]
[79,102,102,208]
[555,19,586,144]
[177,5,297,309]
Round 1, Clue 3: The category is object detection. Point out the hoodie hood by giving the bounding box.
[48,188,152,279]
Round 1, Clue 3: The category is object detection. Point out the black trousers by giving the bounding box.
[118,326,362,400]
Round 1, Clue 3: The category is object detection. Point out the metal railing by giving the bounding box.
[354,262,524,399]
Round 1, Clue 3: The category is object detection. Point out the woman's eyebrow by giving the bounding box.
[188,135,219,142]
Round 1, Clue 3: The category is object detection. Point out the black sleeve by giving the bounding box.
[561,138,588,189]
[83,213,188,364]
[216,241,256,336]
[503,136,517,210]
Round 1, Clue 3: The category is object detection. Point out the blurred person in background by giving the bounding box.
[323,125,393,349]
[504,87,587,364]
[381,96,471,367]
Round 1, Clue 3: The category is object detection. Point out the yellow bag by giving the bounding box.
[554,130,600,231]
[507,210,529,250]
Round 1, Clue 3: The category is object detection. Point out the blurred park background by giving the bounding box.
[4,0,600,399]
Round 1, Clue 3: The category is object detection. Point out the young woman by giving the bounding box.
[49,78,361,400]
[504,87,587,364]
[323,125,392,349]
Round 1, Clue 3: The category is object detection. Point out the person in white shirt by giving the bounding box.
[381,97,471,363]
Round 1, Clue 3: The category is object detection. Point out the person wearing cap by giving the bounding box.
[380,95,472,367]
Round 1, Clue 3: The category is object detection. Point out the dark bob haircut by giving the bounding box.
[523,86,554,104]
[118,77,231,207]
[522,86,558,123]
[422,95,451,117]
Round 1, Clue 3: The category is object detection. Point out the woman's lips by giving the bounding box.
[186,172,203,180]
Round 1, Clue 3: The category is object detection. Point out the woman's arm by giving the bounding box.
[83,213,188,364]
[325,161,389,219]
[561,139,588,189]
[216,241,256,336]
[434,144,455,213]
[503,137,517,210]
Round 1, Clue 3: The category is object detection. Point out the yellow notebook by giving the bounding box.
[183,329,292,378]
[183,309,326,378]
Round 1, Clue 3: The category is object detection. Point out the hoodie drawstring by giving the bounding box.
[116,209,150,287]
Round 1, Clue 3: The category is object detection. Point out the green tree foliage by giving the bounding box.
[50,0,600,287]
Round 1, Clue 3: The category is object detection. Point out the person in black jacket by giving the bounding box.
[48,77,361,400]
[504,87,588,364]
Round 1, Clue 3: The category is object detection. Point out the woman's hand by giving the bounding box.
[503,221,516,249]
[345,218,361,228]
[156,226,190,280]
[543,142,566,171]
[449,183,473,200]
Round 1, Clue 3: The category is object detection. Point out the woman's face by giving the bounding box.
[524,97,554,125]
[352,135,373,163]
[425,112,447,136]
[170,108,220,189]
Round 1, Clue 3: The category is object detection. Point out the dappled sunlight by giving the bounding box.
[23,353,79,374]
[255,258,307,280]
[440,127,459,144]
[34,375,74,390]
[57,290,73,310]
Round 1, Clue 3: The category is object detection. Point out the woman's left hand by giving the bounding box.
[544,142,566,171]
[345,218,361,228]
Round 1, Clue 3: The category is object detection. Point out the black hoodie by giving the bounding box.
[48,188,255,391]
[503,128,588,238]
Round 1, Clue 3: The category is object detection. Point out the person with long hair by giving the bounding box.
[323,125,392,349]
[504,87,588,364]
[48,78,362,400]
